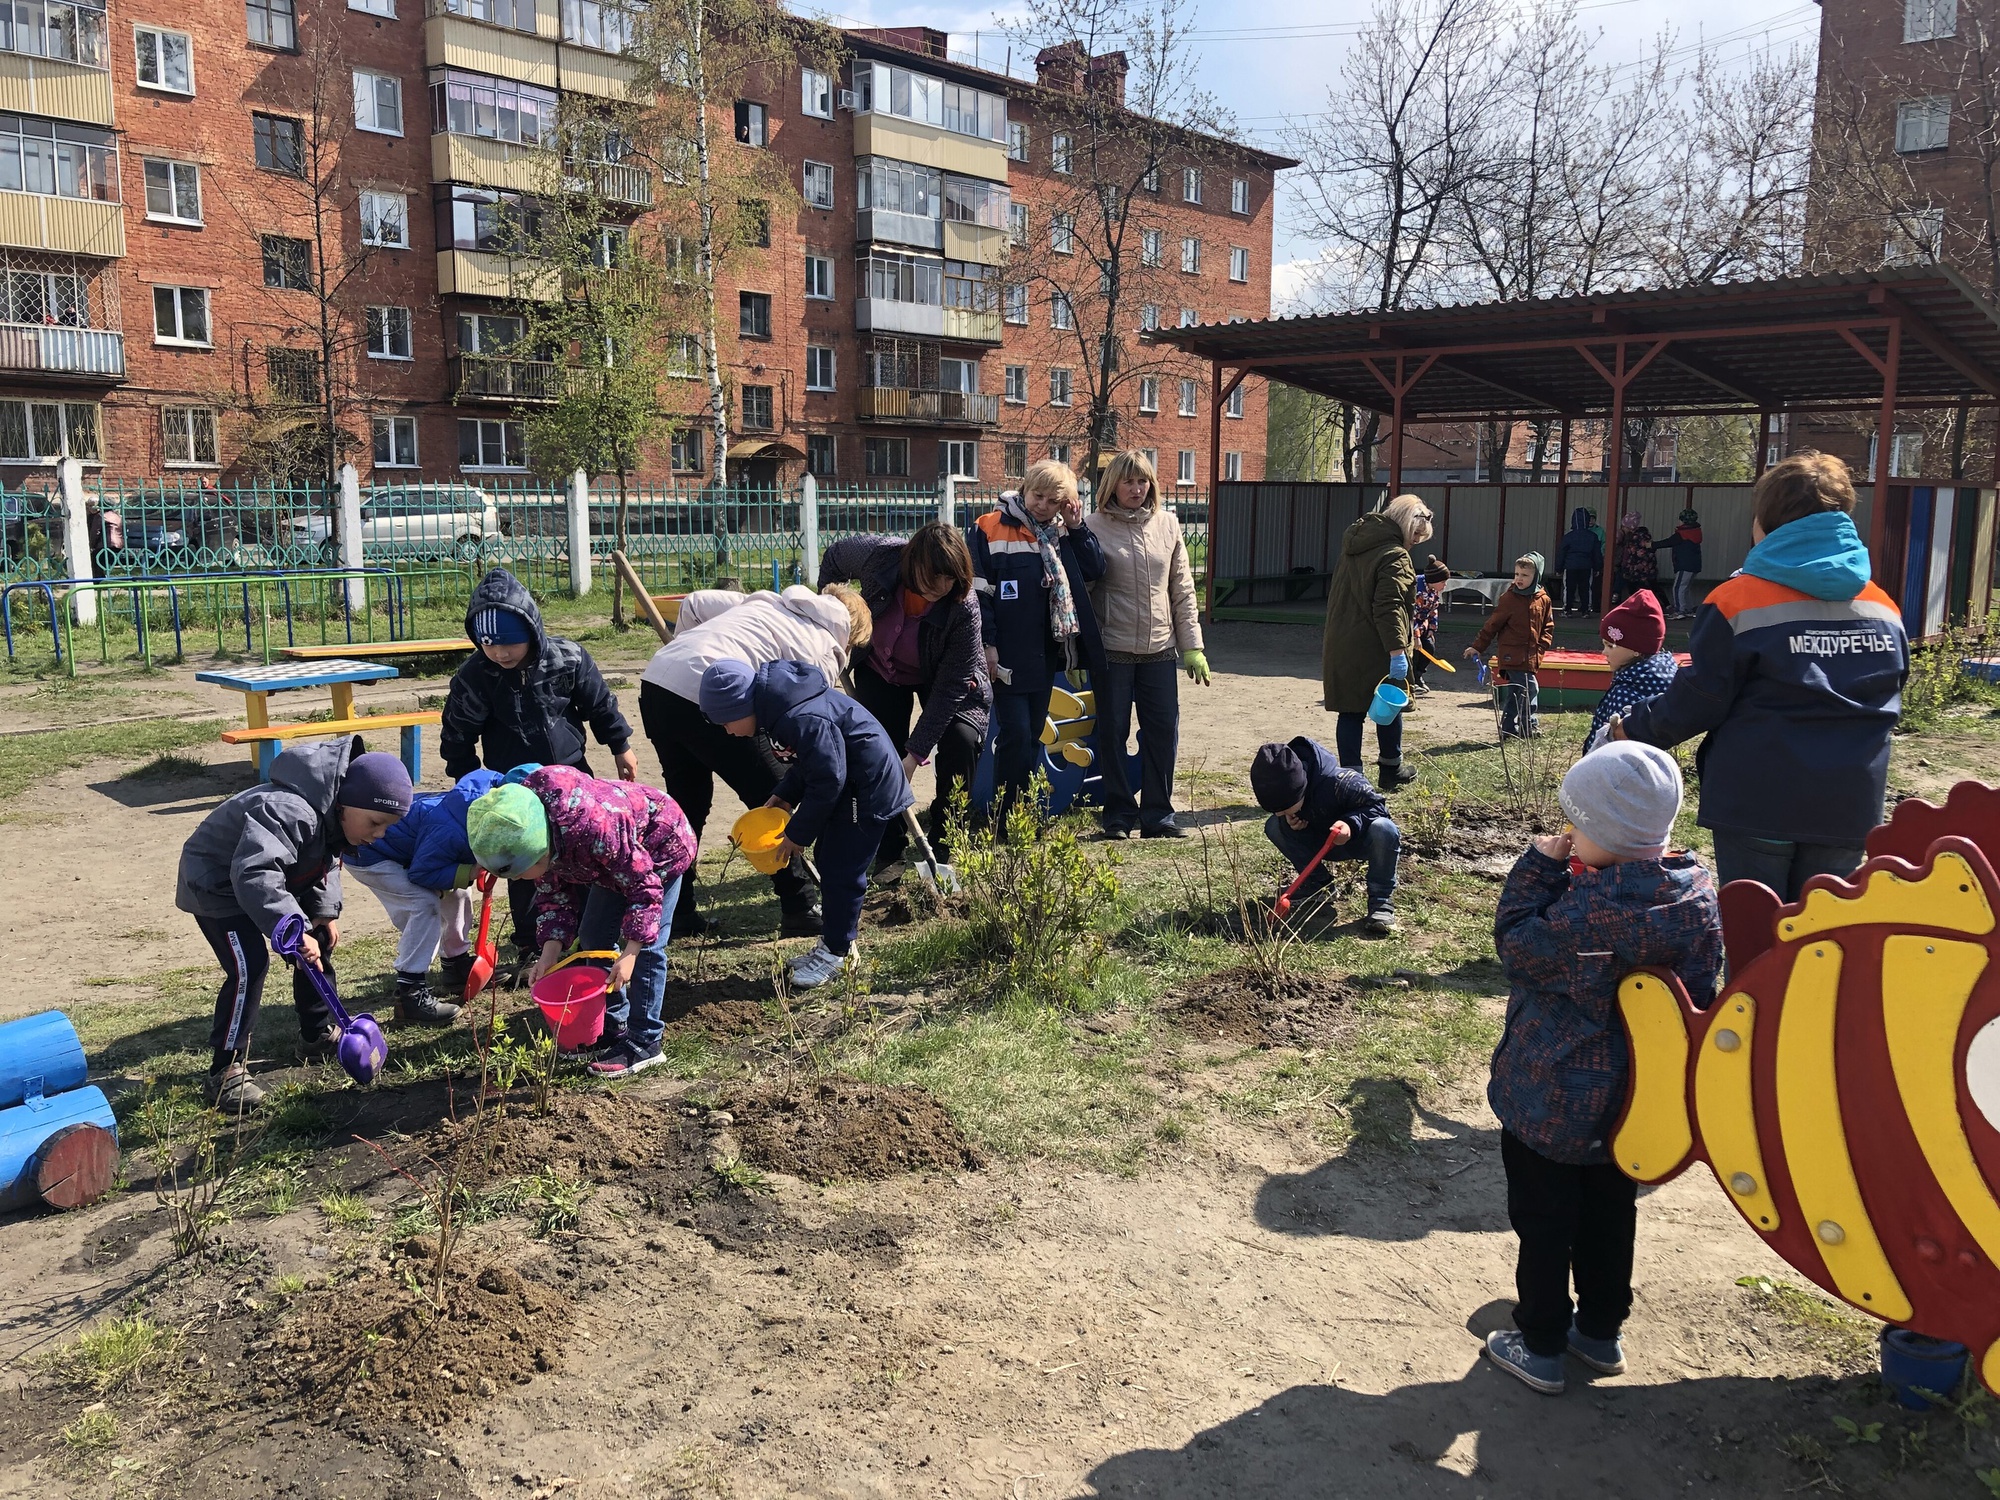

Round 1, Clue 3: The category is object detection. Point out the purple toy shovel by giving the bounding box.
[272,913,388,1086]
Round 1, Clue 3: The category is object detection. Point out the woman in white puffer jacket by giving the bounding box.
[1082,451,1209,839]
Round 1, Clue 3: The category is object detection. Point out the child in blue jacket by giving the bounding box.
[1484,743,1720,1396]
[699,658,914,990]
[347,767,504,1022]
[1653,509,1704,619]
[1249,737,1401,934]
[1585,590,1678,750]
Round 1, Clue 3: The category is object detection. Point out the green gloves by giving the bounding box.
[453,863,477,890]
[1182,649,1211,685]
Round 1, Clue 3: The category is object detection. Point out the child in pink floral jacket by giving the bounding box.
[466,764,697,1076]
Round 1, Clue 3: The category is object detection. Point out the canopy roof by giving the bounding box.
[1147,267,2000,418]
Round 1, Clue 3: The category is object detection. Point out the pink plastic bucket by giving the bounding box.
[532,966,608,1049]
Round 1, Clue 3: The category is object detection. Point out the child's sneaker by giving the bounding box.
[206,1062,265,1114]
[438,952,474,993]
[1362,902,1398,936]
[788,942,854,990]
[588,1037,663,1077]
[1485,1330,1565,1394]
[1567,1323,1627,1375]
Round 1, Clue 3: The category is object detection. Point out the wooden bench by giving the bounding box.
[220,711,442,783]
[280,638,469,662]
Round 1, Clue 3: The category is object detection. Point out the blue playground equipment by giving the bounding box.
[968,672,1143,815]
[0,1011,117,1214]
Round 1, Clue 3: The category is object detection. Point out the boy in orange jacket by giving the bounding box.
[1465,552,1555,739]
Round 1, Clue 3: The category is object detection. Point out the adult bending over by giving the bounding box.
[1084,450,1208,839]
[1321,493,1432,789]
[817,522,990,868]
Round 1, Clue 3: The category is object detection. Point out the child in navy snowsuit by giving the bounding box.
[1586,591,1678,749]
[1249,737,1402,935]
[1654,510,1704,619]
[700,658,913,990]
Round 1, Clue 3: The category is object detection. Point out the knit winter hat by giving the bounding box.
[698,659,758,724]
[1423,558,1451,585]
[466,783,550,878]
[336,751,413,816]
[1250,742,1308,813]
[1514,551,1544,588]
[470,606,534,648]
[1601,589,1666,656]
[1560,741,1683,862]
[1679,508,1701,525]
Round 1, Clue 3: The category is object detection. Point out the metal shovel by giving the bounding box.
[901,807,959,895]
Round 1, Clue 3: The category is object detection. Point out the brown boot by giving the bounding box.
[206,1062,265,1114]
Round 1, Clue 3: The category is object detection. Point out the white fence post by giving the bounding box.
[337,463,364,616]
[938,474,956,527]
[800,472,820,586]
[57,457,93,626]
[567,469,592,598]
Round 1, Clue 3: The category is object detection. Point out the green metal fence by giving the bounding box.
[589,481,807,594]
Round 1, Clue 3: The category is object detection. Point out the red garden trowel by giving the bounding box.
[1275,823,1346,918]
[272,913,387,1086]
[465,868,500,1003]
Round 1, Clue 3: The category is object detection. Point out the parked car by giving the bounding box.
[292,483,500,562]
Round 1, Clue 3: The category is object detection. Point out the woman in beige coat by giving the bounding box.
[1083,451,1209,838]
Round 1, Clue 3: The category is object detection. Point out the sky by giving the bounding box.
[801,0,1826,310]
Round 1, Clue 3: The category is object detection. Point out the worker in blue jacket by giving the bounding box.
[1249,736,1402,935]
[347,767,504,1022]
[699,659,913,992]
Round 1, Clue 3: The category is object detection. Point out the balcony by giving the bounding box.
[452,353,559,401]
[438,249,559,300]
[856,207,941,252]
[942,305,1003,344]
[0,193,121,257]
[0,322,121,378]
[856,387,999,427]
[855,298,943,338]
[566,159,653,208]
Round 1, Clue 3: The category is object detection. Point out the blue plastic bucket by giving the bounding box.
[1880,1328,1969,1410]
[1367,678,1410,726]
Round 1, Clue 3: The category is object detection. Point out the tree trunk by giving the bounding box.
[689,0,728,491]
[612,467,629,629]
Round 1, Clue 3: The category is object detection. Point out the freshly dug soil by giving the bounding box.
[435,1090,709,1187]
[662,996,770,1039]
[722,1076,984,1180]
[1168,964,1352,1047]
[1405,799,1553,875]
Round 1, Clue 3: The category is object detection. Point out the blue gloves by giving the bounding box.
[1389,652,1409,680]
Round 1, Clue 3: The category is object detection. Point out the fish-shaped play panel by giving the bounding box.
[1612,804,2000,1393]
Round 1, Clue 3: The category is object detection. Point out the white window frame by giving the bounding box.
[1179,306,1199,328]
[1008,121,1029,161]
[805,344,835,391]
[1896,97,1951,153]
[801,67,832,119]
[1051,212,1074,255]
[1182,167,1202,204]
[1177,449,1196,485]
[1226,384,1244,418]
[1142,162,1160,193]
[1050,441,1070,466]
[1140,229,1162,268]
[366,304,413,360]
[0,400,98,463]
[737,100,768,147]
[939,439,978,480]
[1004,283,1028,324]
[1004,364,1027,403]
[1051,291,1073,330]
[1177,378,1197,417]
[1223,451,1242,481]
[153,284,211,347]
[1181,236,1201,274]
[1905,0,1956,43]
[803,159,835,209]
[1885,207,1944,265]
[360,189,409,249]
[1051,132,1072,173]
[1137,377,1158,414]
[1049,367,1072,407]
[805,252,834,299]
[460,416,526,470]
[353,69,403,136]
[134,24,193,94]
[1140,303,1159,332]
[162,405,218,468]
[1229,245,1250,282]
[1008,202,1028,246]
[142,159,201,225]
[373,414,418,469]
[350,0,394,13]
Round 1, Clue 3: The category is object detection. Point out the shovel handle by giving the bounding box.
[612,551,673,644]
[1275,824,1343,917]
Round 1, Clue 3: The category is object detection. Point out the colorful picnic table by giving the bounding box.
[197,659,410,776]
[280,638,470,662]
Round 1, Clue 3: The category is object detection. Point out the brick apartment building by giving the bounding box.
[0,6,1284,492]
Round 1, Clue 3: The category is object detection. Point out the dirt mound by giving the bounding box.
[1168,965,1351,1046]
[1406,801,1550,875]
[723,1077,983,1180]
[438,1091,707,1185]
[663,996,770,1038]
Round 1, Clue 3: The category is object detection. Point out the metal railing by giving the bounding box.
[0,324,123,378]
[568,160,653,208]
[451,354,560,402]
[854,387,1000,426]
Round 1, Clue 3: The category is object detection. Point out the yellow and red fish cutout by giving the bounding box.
[1613,780,2000,1392]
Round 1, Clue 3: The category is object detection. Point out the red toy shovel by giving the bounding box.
[1275,824,1346,917]
[465,869,499,1003]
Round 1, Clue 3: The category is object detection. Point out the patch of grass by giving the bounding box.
[709,1158,772,1195]
[269,1274,309,1296]
[318,1192,374,1229]
[60,1408,118,1455]
[46,1315,178,1396]
[120,750,206,781]
[1736,1274,1877,1368]
[0,718,220,804]
[524,1166,592,1235]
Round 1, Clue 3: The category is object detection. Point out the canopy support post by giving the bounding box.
[1870,319,1902,579]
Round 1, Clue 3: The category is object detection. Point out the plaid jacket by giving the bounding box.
[1489,847,1722,1164]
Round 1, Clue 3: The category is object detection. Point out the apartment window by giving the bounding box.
[1142,162,1160,193]
[246,0,295,49]
[741,198,770,247]
[439,185,541,252]
[1181,237,1201,274]
[1008,203,1028,246]
[135,24,192,92]
[1008,122,1028,161]
[1004,365,1027,404]
[1138,303,1160,333]
[1223,451,1242,481]
[1182,167,1202,204]
[0,400,96,461]
[143,159,201,224]
[803,159,834,208]
[805,432,836,476]
[351,0,394,14]
[1138,377,1158,413]
[354,69,402,134]
[152,285,210,345]
[1885,207,1944,265]
[1905,0,1955,43]
[858,250,942,304]
[440,0,534,28]
[1178,378,1197,416]
[1177,449,1196,485]
[851,61,1008,142]
[805,252,833,299]
[366,305,413,359]
[1140,229,1162,268]
[1004,283,1027,324]
[671,427,704,472]
[1,270,84,326]
[740,383,773,430]
[456,313,521,355]
[1051,291,1074,330]
[801,67,832,119]
[864,436,908,476]
[360,190,408,248]
[1051,132,1071,173]
[1226,384,1244,418]
[460,417,524,468]
[1050,441,1070,466]
[734,100,767,147]
[0,117,117,201]
[594,223,628,268]
[1179,306,1199,327]
[739,290,771,338]
[562,0,636,50]
[432,69,557,146]
[262,234,310,290]
[254,113,303,175]
[938,357,977,394]
[805,345,835,391]
[1231,177,1249,214]
[266,346,319,403]
[1003,440,1027,479]
[1896,97,1951,153]
[4,0,105,65]
[667,333,700,378]
[163,407,217,466]
[1229,246,1250,282]
[1049,367,1072,407]
[939,439,978,480]
[1051,212,1074,254]
[373,414,418,468]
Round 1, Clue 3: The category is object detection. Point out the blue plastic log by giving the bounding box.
[0,1085,116,1212]
[0,1011,87,1110]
